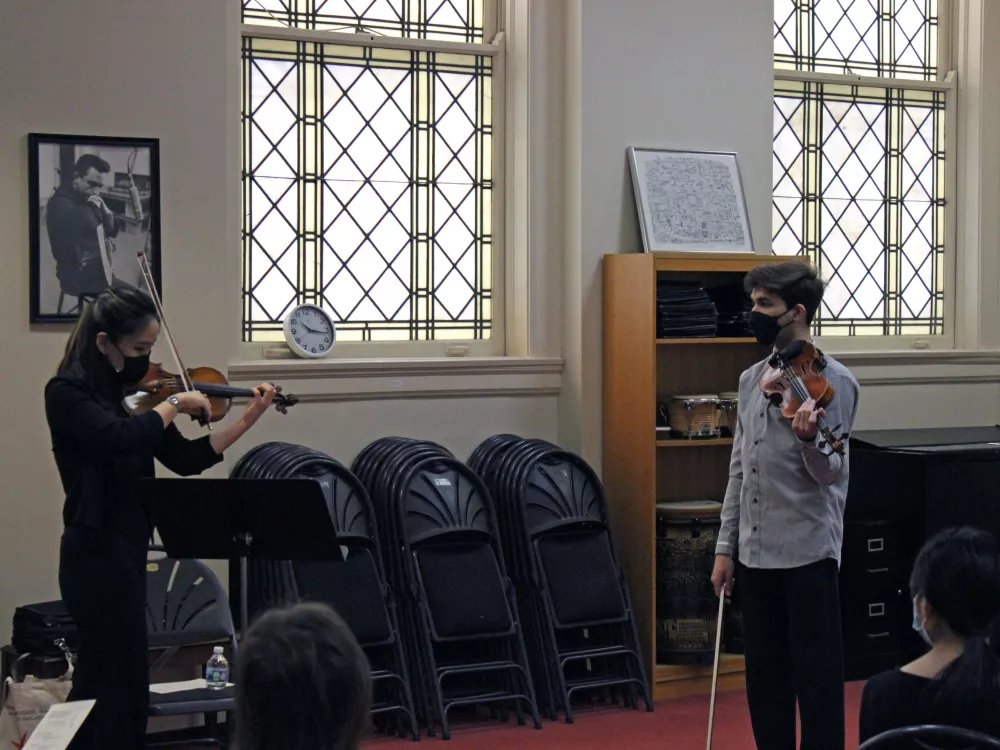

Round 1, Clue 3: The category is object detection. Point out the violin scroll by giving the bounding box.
[266,383,298,415]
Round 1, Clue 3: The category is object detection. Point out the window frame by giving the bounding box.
[238,1,508,360]
[772,0,959,353]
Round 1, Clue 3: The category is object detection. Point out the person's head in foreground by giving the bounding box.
[911,526,1000,724]
[234,602,372,750]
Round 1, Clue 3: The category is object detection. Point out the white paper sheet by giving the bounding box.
[150,679,234,694]
[22,700,95,750]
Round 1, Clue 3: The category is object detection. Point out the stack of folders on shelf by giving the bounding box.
[656,280,718,338]
[705,281,755,338]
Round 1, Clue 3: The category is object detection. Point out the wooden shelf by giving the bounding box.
[655,654,745,683]
[656,337,756,345]
[657,438,734,448]
[604,252,764,703]
[653,655,747,700]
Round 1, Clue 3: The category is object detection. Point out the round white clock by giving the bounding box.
[283,304,336,358]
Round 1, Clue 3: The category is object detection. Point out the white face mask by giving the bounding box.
[912,597,932,646]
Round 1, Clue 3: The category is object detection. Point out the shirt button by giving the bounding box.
[754,440,759,445]
[759,412,764,418]
[753,498,758,503]
[752,468,757,473]
[752,526,758,531]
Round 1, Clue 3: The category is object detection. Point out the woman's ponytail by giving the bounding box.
[932,632,1000,727]
[57,299,97,373]
[53,286,158,400]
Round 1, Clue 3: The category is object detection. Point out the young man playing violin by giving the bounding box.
[711,260,860,750]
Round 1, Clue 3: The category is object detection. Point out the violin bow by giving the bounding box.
[706,588,727,750]
[136,252,211,430]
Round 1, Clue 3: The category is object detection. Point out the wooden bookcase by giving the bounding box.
[602,252,770,701]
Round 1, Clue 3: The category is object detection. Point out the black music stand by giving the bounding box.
[141,478,344,635]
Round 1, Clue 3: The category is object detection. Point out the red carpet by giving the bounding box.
[366,682,865,749]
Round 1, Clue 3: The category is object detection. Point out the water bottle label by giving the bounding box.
[206,667,228,684]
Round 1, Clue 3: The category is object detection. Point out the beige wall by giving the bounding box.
[0,0,556,643]
[557,0,1000,467]
[2,0,999,646]
[560,0,775,464]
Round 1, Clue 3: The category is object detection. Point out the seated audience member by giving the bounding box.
[859,526,1000,745]
[234,602,372,750]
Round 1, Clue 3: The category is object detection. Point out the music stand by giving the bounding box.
[141,478,344,635]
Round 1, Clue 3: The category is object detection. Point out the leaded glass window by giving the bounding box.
[241,1,499,344]
[772,0,951,337]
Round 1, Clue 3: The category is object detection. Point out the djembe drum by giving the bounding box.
[655,500,724,663]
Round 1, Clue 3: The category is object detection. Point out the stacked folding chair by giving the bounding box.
[352,437,542,739]
[230,442,418,740]
[468,435,653,722]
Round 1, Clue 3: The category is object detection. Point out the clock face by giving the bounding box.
[285,305,335,357]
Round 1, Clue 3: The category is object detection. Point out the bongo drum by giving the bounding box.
[668,395,721,439]
[655,500,724,662]
[717,392,739,437]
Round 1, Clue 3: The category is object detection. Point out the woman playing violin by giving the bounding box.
[44,287,276,750]
[710,260,860,750]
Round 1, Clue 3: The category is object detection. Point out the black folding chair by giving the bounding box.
[229,442,419,741]
[395,455,542,739]
[353,438,542,739]
[288,458,419,741]
[145,555,236,747]
[858,725,1000,750]
[469,436,653,722]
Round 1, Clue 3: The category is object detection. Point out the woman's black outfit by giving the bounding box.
[45,365,222,749]
[860,669,1000,748]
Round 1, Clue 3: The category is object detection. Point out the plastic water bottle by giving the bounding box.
[205,646,229,690]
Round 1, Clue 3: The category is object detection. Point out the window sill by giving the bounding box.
[226,356,564,402]
[832,349,1000,386]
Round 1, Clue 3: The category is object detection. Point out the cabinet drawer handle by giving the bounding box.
[868,538,884,552]
[868,603,885,617]
[866,632,890,639]
[867,567,889,574]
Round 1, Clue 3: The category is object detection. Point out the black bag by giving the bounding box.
[12,601,78,657]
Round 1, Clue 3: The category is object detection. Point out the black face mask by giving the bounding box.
[748,310,789,347]
[113,352,150,384]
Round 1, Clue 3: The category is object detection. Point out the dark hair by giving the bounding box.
[73,154,111,177]
[744,259,825,323]
[910,526,1000,729]
[57,286,158,401]
[234,602,372,750]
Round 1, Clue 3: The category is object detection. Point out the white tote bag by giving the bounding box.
[0,658,73,748]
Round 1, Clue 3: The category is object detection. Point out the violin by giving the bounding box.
[758,339,848,456]
[124,252,299,427]
[123,362,298,422]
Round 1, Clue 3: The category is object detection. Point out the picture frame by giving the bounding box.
[626,146,754,254]
[29,133,161,323]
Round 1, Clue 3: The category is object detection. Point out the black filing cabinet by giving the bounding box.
[842,426,1000,680]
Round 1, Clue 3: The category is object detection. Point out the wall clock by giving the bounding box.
[283,304,336,358]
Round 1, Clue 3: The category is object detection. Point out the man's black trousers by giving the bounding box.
[737,558,845,750]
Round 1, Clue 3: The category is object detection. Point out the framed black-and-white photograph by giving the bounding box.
[29,133,161,323]
[627,146,754,254]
